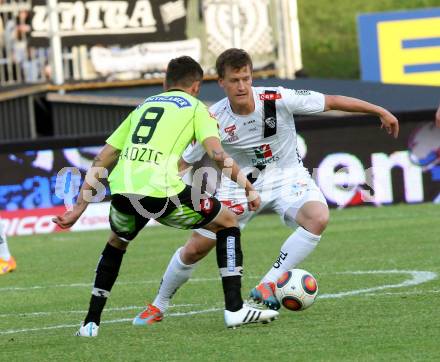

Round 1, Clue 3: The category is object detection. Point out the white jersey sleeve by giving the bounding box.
[182,142,206,164]
[279,87,325,114]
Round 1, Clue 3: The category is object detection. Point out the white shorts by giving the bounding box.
[196,173,327,240]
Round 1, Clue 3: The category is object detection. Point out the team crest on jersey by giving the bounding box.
[259,93,282,101]
[224,125,239,142]
[264,117,276,129]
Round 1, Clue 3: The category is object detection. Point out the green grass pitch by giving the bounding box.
[1,203,439,361]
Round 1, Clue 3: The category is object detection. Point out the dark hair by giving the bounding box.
[165,56,204,88]
[215,48,253,78]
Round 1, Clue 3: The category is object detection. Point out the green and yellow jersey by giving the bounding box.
[106,90,219,197]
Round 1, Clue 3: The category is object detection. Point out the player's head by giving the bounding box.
[216,48,253,110]
[164,56,204,96]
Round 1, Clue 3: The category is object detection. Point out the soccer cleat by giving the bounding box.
[224,303,279,328]
[132,304,163,326]
[0,256,16,275]
[75,322,99,337]
[249,282,280,310]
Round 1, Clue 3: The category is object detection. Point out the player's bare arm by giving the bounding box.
[53,144,120,229]
[324,95,399,138]
[202,136,261,211]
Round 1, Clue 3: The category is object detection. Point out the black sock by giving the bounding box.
[216,227,243,312]
[84,295,108,326]
[222,276,243,312]
[84,242,125,325]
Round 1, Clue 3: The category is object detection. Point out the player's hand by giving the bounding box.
[246,190,261,211]
[379,111,399,138]
[52,207,83,229]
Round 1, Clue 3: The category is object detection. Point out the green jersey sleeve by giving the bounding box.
[106,113,132,150]
[193,101,220,144]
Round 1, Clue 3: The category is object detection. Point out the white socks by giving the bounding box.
[152,247,196,313]
[0,221,11,260]
[261,226,321,284]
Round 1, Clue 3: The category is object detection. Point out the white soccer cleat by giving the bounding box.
[75,321,99,337]
[224,303,279,328]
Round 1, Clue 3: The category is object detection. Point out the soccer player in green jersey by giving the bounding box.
[53,56,278,337]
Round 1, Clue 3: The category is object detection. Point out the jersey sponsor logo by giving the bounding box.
[144,95,192,108]
[224,124,239,142]
[255,144,273,158]
[252,144,280,166]
[225,125,236,133]
[294,90,311,96]
[259,93,282,100]
[221,200,245,215]
[264,117,276,129]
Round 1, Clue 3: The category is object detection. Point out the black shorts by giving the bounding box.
[109,185,222,240]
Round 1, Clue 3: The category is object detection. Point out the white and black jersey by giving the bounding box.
[183,86,325,191]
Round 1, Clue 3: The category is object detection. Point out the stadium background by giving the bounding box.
[0,1,439,360]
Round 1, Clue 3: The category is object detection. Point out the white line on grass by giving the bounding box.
[318,270,437,299]
[0,303,205,318]
[1,270,436,293]
[0,307,223,336]
[0,270,437,336]
[363,289,440,297]
[0,277,234,292]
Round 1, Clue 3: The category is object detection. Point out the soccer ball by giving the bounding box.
[275,269,318,311]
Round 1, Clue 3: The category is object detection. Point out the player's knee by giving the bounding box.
[180,244,200,264]
[108,232,130,250]
[221,208,238,228]
[307,210,329,235]
[208,208,238,233]
[295,205,329,235]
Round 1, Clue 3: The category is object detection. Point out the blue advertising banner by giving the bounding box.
[0,146,107,211]
[357,8,440,86]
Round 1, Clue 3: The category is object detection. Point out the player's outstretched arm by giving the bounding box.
[202,137,261,211]
[53,144,121,229]
[324,95,399,138]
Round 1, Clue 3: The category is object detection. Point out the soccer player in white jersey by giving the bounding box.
[0,220,16,275]
[140,48,399,322]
